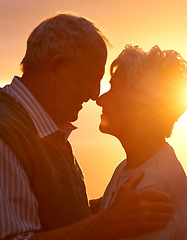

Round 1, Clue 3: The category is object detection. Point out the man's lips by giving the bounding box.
[79,105,83,110]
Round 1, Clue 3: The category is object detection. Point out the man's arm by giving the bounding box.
[0,139,172,240]
[30,172,172,240]
[0,139,41,239]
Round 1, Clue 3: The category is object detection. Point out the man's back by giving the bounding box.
[0,81,91,237]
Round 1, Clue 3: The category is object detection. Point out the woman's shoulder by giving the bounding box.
[137,143,187,193]
[154,143,186,180]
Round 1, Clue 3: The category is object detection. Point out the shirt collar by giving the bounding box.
[2,76,76,139]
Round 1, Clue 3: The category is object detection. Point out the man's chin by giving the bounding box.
[56,114,79,126]
[68,112,80,122]
[69,106,83,122]
[70,116,78,122]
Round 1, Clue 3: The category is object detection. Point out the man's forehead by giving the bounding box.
[81,53,106,72]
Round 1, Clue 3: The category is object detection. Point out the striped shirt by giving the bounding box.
[0,77,75,239]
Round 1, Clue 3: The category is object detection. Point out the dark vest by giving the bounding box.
[0,90,91,230]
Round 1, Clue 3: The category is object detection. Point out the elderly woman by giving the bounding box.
[97,45,187,239]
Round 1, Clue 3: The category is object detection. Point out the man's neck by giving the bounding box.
[20,73,44,100]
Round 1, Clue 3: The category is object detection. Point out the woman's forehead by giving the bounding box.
[110,68,127,85]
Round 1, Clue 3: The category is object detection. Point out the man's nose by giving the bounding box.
[90,85,100,101]
[96,94,103,106]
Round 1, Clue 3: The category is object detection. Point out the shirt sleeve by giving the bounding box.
[0,138,42,239]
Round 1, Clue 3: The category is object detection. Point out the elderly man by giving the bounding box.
[0,13,172,240]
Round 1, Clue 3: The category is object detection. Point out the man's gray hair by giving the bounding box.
[21,13,109,72]
[110,44,187,138]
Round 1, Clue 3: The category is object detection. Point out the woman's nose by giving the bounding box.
[96,93,105,106]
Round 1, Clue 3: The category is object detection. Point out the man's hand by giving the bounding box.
[105,171,173,239]
[30,171,172,240]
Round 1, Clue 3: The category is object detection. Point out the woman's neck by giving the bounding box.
[119,130,166,170]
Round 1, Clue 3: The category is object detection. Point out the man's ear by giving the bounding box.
[48,55,64,74]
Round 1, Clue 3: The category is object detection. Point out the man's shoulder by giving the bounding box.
[0,89,36,132]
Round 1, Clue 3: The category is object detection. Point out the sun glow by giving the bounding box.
[100,72,111,95]
[167,110,187,173]
[182,85,187,109]
[100,82,110,95]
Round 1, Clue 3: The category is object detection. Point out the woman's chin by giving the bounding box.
[99,121,112,135]
[99,120,120,139]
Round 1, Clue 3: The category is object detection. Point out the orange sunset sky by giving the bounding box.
[1,0,187,199]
